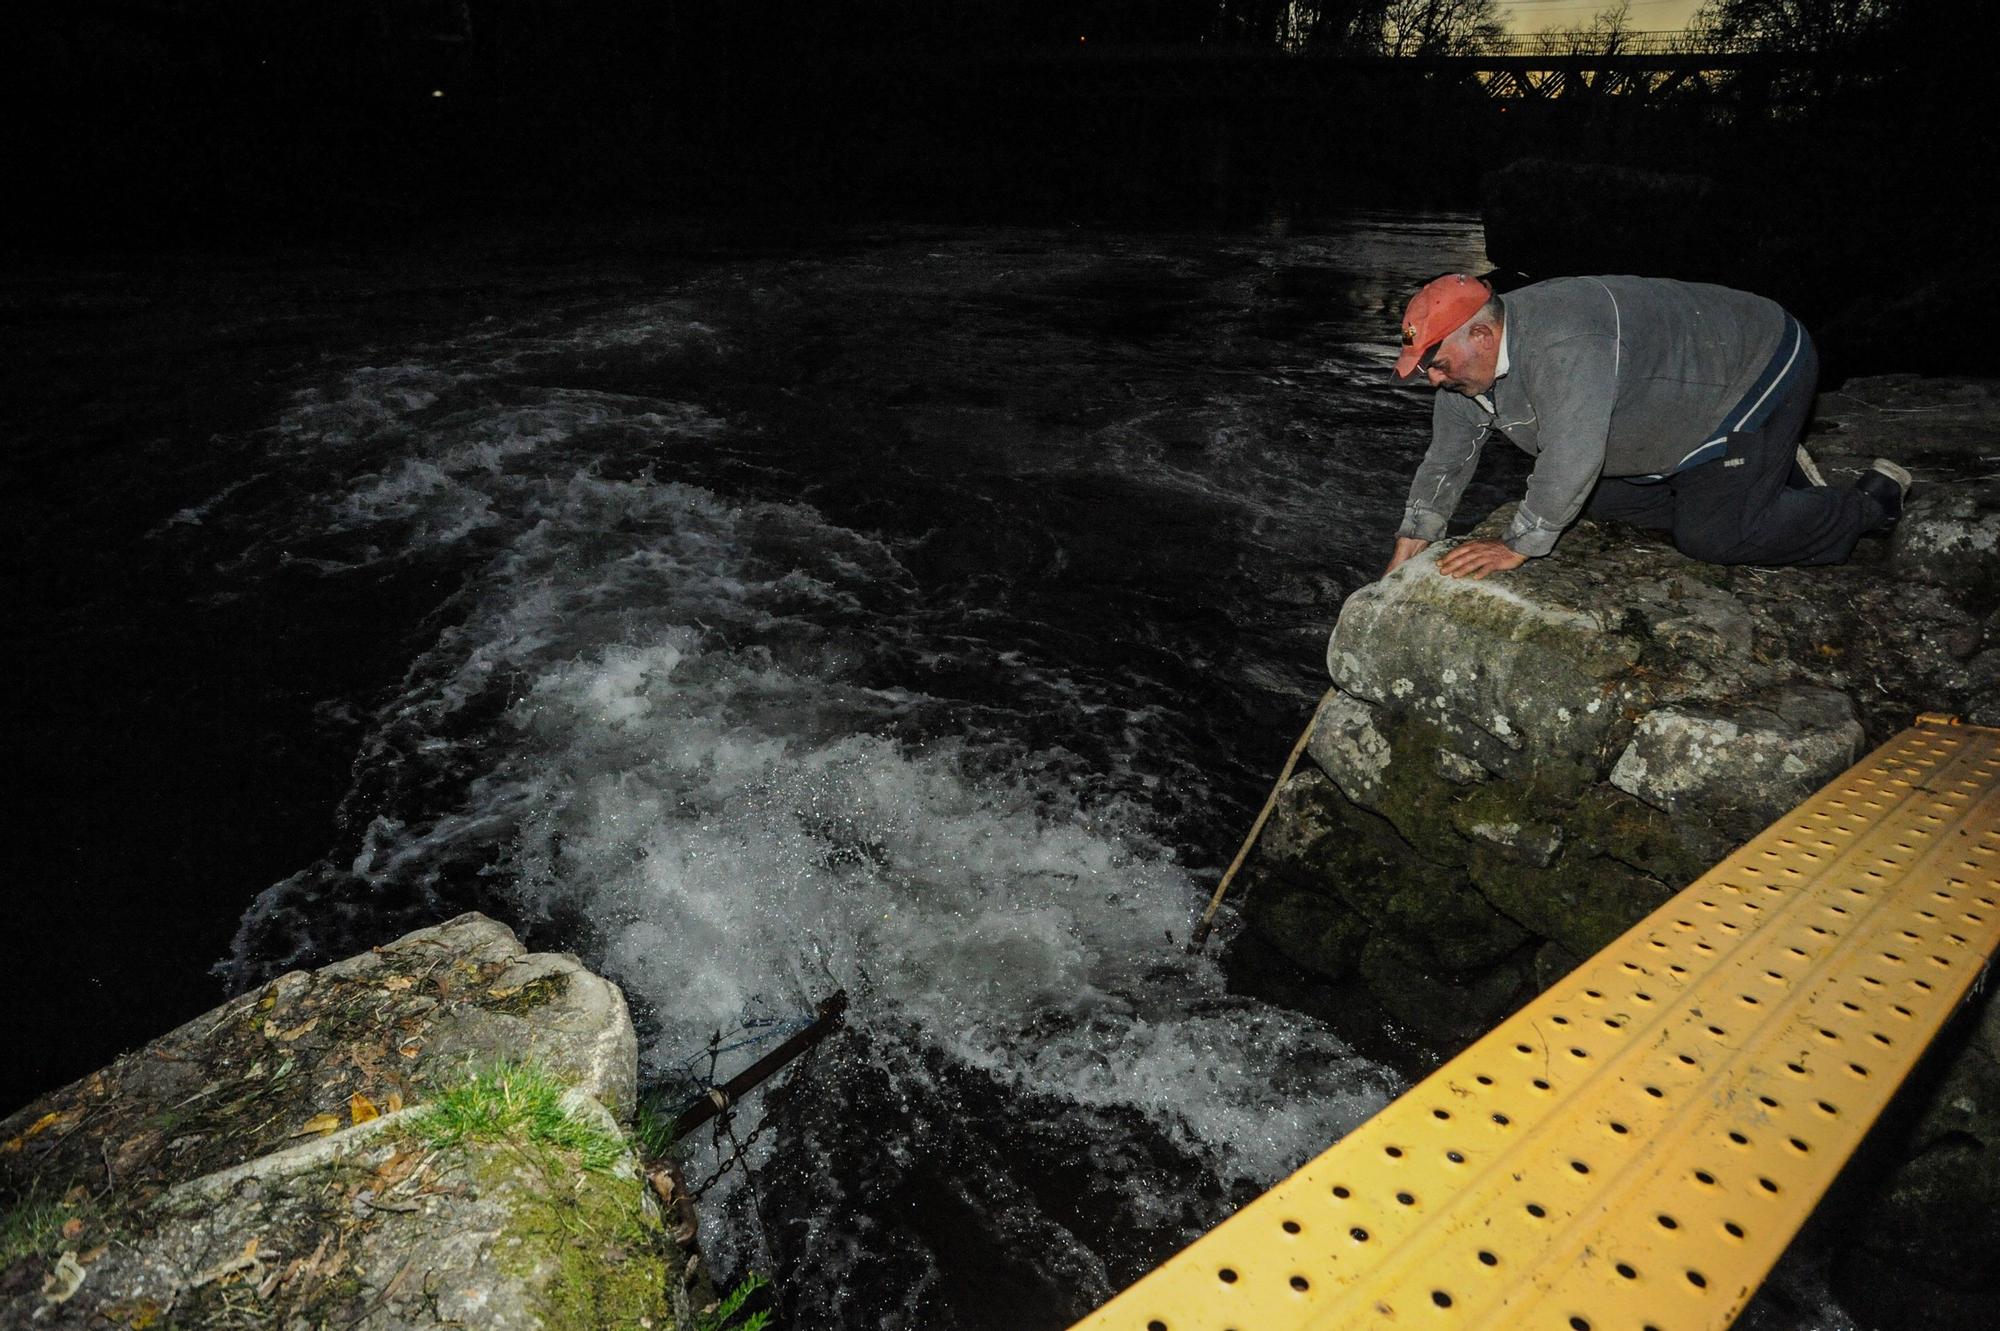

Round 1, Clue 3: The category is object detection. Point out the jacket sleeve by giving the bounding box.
[1503,332,1618,557]
[1398,391,1492,541]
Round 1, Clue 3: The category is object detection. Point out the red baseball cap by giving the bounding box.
[1393,274,1494,378]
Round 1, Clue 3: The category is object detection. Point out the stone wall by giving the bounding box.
[1235,376,2000,1330]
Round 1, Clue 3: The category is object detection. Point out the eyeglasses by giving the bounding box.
[1415,341,1447,375]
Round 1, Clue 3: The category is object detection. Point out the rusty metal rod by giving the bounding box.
[672,990,849,1140]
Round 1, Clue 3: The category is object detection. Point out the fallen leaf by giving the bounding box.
[343,1042,390,1079]
[397,1039,423,1059]
[371,1148,423,1190]
[61,1218,83,1239]
[111,1129,165,1177]
[189,1237,264,1289]
[386,1089,404,1113]
[78,1245,107,1265]
[486,984,522,1000]
[380,975,414,991]
[5,1108,76,1154]
[296,1113,342,1136]
[104,1298,161,1329]
[41,1251,87,1303]
[277,1016,320,1041]
[349,1093,380,1124]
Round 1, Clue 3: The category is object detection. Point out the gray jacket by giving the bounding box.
[1398,275,1787,557]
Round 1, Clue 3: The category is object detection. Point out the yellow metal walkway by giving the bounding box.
[1075,715,2000,1331]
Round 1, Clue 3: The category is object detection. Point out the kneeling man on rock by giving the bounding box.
[1383,273,1911,580]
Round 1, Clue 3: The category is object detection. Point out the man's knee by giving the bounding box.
[1672,521,1753,565]
[1680,527,1744,559]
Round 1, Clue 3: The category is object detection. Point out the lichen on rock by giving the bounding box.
[0,914,697,1330]
[1608,685,1864,837]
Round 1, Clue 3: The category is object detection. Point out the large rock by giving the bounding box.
[1236,374,2000,1331]
[0,914,698,1330]
[1830,988,2000,1329]
[1813,375,2000,615]
[1607,685,1864,838]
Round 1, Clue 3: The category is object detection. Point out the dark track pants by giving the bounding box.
[1584,327,1881,566]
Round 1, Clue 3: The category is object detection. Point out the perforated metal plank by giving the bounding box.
[1073,715,2000,1331]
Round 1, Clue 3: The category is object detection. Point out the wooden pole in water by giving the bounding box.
[1186,688,1336,954]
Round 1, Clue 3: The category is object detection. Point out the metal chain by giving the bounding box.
[687,1030,828,1199]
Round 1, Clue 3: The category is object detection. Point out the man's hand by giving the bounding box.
[1437,539,1527,580]
[1384,536,1431,577]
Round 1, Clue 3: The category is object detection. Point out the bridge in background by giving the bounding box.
[1433,31,1840,103]
[929,32,1876,109]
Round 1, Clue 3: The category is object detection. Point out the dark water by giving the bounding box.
[13,216,1855,1329]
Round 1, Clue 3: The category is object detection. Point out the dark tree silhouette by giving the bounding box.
[1689,0,1906,51]
[1377,0,1508,56]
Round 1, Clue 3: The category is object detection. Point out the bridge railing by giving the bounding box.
[1457,30,1760,57]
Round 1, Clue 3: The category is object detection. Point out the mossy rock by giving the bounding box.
[0,916,682,1331]
[1242,770,1442,921]
[1560,786,1721,886]
[1244,886,1369,982]
[1531,939,1586,993]
[1250,769,1362,879]
[1465,842,1675,962]
[1379,871,1531,973]
[1327,525,1649,782]
[1356,933,1538,1046]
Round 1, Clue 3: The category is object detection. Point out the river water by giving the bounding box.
[8,215,1852,1328]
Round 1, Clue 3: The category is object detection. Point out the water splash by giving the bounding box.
[199,241,1417,1328]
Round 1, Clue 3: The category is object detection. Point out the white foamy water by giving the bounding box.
[81,217,1851,1331]
[199,273,1404,1327]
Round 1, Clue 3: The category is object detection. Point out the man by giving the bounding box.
[1383,273,1910,580]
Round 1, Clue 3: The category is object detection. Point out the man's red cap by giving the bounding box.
[1393,274,1493,379]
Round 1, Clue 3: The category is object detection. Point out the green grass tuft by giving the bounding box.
[696,1274,772,1331]
[415,1061,625,1173]
[631,1088,688,1163]
[0,1188,72,1268]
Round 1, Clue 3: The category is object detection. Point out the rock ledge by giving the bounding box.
[0,914,700,1330]
[1238,375,2000,1331]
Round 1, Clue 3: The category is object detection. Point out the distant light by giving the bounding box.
[1079,35,1087,43]
[431,89,445,98]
